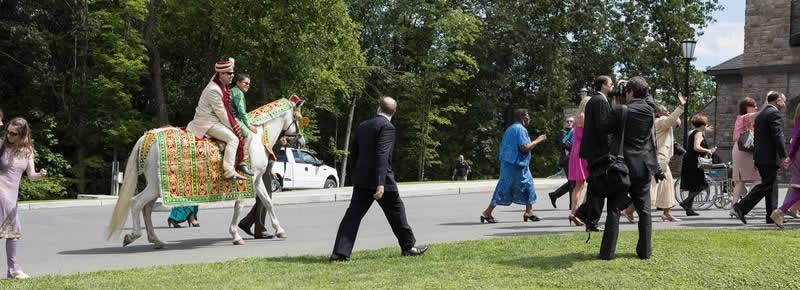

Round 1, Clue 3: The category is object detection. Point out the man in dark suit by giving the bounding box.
[574,75,615,232]
[599,76,662,260]
[547,117,576,208]
[733,91,788,224]
[330,96,427,262]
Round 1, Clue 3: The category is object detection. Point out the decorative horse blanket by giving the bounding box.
[141,129,253,206]
[139,97,297,206]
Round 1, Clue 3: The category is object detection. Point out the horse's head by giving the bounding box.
[247,97,307,149]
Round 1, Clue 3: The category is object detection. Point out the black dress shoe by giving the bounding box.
[595,254,615,260]
[402,246,428,257]
[254,232,275,239]
[548,192,558,208]
[236,164,254,176]
[586,224,602,232]
[238,223,254,237]
[329,253,349,262]
[732,204,747,225]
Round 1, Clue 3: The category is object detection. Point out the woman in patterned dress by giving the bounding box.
[0,117,47,279]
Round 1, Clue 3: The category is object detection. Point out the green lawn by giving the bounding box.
[3,229,799,289]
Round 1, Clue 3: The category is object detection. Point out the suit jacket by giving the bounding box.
[187,81,234,137]
[558,128,571,168]
[608,98,659,180]
[753,105,787,167]
[579,93,611,167]
[350,115,398,191]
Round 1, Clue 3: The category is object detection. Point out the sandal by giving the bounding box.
[480,214,497,224]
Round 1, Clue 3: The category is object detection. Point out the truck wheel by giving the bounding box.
[324,178,337,188]
[271,176,283,192]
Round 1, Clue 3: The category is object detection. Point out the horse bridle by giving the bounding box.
[278,104,303,147]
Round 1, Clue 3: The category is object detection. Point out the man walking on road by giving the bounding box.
[733,91,788,224]
[548,117,575,208]
[330,96,427,262]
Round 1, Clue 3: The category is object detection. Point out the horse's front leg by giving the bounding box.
[256,175,286,238]
[143,199,166,249]
[230,200,245,245]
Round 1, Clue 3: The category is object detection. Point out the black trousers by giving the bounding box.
[332,187,416,257]
[239,194,269,234]
[599,175,652,259]
[239,162,276,234]
[737,164,779,223]
[551,166,576,207]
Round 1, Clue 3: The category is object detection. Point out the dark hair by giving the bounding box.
[593,75,612,92]
[229,73,251,89]
[625,76,648,99]
[738,97,756,115]
[691,113,708,128]
[767,91,783,102]
[513,108,528,122]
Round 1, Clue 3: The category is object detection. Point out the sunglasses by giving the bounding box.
[7,131,20,137]
[221,72,235,76]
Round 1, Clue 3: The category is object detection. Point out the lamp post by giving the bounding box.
[681,39,696,148]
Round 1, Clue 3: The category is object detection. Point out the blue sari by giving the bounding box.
[168,206,199,223]
[491,122,536,206]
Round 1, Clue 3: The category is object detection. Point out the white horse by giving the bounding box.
[106,102,304,248]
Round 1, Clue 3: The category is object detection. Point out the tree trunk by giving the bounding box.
[144,0,168,125]
[339,98,357,187]
[76,0,90,193]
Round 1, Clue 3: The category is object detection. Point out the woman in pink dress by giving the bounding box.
[567,97,590,226]
[731,97,763,217]
[0,117,47,279]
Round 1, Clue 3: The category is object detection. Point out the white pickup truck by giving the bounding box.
[270,147,339,192]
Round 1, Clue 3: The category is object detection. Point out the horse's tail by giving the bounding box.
[105,135,145,240]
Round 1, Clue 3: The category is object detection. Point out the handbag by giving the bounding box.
[737,130,754,152]
[697,154,713,169]
[604,105,631,194]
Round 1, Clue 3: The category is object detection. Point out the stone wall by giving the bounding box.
[745,0,800,66]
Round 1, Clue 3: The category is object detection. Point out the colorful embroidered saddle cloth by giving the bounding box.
[140,97,298,206]
[141,128,254,206]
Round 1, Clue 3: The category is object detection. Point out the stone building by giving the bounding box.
[676,0,800,178]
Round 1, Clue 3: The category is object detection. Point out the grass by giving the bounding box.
[3,229,799,289]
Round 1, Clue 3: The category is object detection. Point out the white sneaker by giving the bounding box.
[8,270,30,279]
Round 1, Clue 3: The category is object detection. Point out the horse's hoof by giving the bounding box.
[152,242,166,249]
[275,232,288,239]
[123,233,140,247]
[233,239,245,245]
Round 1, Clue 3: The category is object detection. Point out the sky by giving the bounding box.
[694,0,745,70]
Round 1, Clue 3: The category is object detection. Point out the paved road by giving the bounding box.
[17,181,796,277]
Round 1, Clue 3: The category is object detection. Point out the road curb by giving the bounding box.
[19,179,567,211]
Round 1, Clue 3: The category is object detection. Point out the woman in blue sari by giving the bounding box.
[480,109,547,223]
[168,206,199,228]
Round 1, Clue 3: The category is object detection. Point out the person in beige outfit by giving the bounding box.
[649,93,686,222]
[186,59,246,180]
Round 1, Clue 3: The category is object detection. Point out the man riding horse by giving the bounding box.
[186,58,252,180]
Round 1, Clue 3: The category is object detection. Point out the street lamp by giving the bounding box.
[681,39,696,148]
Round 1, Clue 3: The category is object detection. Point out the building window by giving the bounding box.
[793,0,800,46]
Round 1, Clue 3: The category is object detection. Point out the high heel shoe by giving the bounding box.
[661,215,680,222]
[568,214,584,226]
[190,222,200,227]
[167,218,182,228]
[523,214,540,222]
[480,215,497,224]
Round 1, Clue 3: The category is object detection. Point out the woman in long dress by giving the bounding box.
[0,117,47,279]
[480,109,546,223]
[770,104,800,229]
[167,206,199,228]
[566,97,590,226]
[679,113,716,216]
[650,93,686,221]
[730,97,762,217]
